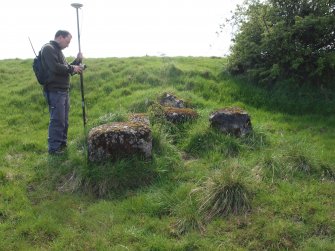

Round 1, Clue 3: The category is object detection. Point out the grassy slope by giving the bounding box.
[0,57,334,250]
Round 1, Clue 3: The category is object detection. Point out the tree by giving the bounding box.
[226,0,335,86]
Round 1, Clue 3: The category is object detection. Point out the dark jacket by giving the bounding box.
[41,40,80,91]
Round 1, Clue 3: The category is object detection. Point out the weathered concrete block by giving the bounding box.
[128,113,150,125]
[160,93,185,108]
[209,107,252,137]
[164,107,198,123]
[88,121,152,162]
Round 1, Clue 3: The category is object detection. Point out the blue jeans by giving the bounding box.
[45,91,70,152]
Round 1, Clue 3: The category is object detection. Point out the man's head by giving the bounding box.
[54,30,72,49]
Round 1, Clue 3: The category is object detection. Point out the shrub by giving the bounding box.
[226,0,335,87]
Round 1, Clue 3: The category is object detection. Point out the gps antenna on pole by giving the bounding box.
[71,3,86,127]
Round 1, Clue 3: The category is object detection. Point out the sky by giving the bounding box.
[0,0,243,60]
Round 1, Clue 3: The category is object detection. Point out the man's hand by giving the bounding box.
[73,65,83,74]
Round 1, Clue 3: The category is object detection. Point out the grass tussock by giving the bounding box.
[171,196,206,235]
[194,168,252,222]
[261,139,334,182]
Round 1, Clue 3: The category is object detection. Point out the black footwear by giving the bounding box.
[48,149,65,155]
[59,143,67,150]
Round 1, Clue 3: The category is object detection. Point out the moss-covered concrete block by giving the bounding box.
[209,107,252,137]
[88,121,152,162]
[160,93,185,108]
[164,107,198,123]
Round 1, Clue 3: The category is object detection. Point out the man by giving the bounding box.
[41,30,84,154]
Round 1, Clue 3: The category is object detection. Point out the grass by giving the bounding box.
[0,56,334,250]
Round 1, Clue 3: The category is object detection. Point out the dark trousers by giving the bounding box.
[45,91,70,152]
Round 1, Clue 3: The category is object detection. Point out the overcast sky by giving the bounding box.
[0,0,243,59]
